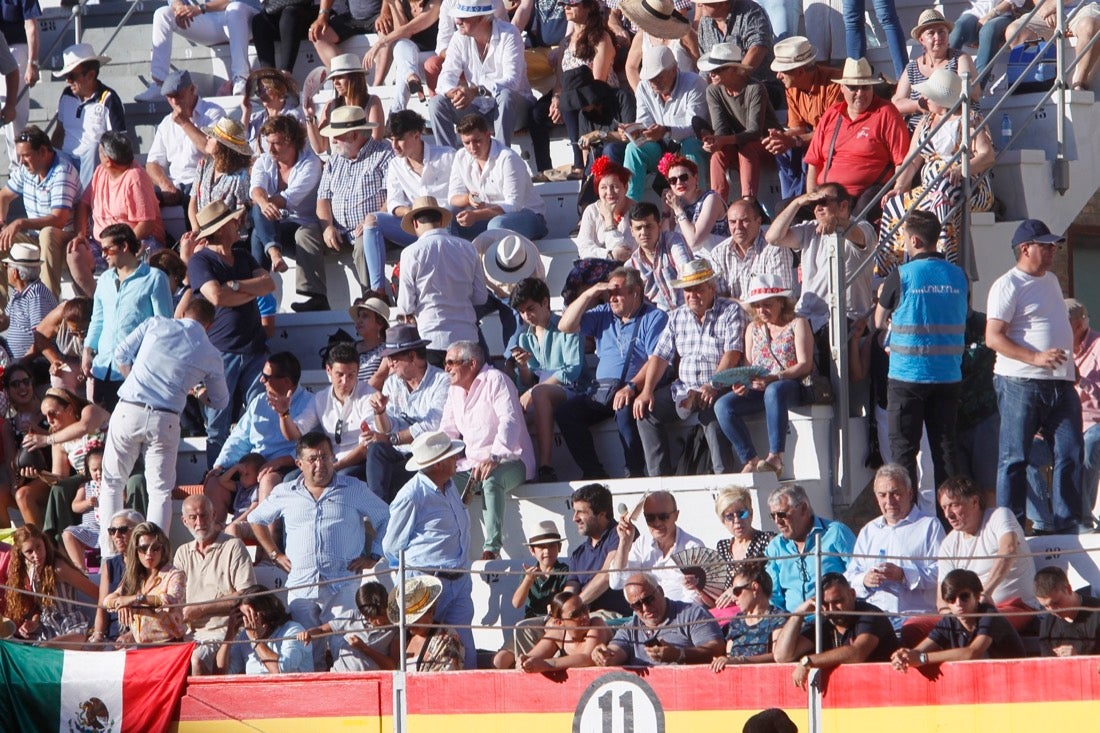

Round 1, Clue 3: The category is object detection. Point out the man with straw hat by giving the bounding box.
[383,430,478,670]
[633,258,743,476]
[763,36,842,198]
[52,43,126,189]
[803,57,909,215]
[292,106,393,312]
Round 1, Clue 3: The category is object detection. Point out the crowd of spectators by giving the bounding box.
[0,0,1098,682]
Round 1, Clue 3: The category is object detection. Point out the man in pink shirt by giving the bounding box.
[440,339,535,559]
[1068,299,1100,527]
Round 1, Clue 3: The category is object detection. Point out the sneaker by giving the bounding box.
[290,295,331,312]
[536,465,558,482]
[135,83,164,103]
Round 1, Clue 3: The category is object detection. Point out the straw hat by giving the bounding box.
[327,53,366,79]
[483,232,540,286]
[771,36,818,73]
[2,242,41,266]
[347,295,391,323]
[195,201,245,239]
[400,195,453,235]
[742,273,794,305]
[246,67,300,100]
[201,117,254,157]
[405,431,466,471]
[911,8,954,40]
[639,45,676,81]
[913,68,964,109]
[525,519,564,546]
[452,0,495,17]
[53,43,110,78]
[320,106,376,138]
[619,0,690,40]
[698,42,751,73]
[831,57,882,86]
[671,258,718,289]
[387,576,444,624]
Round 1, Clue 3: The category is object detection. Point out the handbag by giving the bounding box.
[588,317,641,408]
[800,373,835,406]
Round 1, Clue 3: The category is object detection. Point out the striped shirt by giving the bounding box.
[318,138,393,239]
[653,296,744,390]
[380,364,450,453]
[7,280,57,358]
[707,230,796,301]
[5,151,80,227]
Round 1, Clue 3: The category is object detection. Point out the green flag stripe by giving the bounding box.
[0,639,65,733]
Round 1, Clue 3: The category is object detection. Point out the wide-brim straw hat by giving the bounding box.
[742,273,794,304]
[913,67,964,109]
[405,431,466,471]
[620,0,691,40]
[911,8,954,40]
[320,105,377,138]
[387,576,444,624]
[201,117,254,157]
[401,195,453,236]
[2,241,41,266]
[195,201,246,239]
[832,57,882,86]
[246,67,301,100]
[328,52,366,78]
[771,36,818,72]
[671,258,718,289]
[54,43,110,78]
[698,42,752,73]
[347,296,391,324]
[482,232,540,286]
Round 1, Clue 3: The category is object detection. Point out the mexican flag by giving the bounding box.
[0,640,193,733]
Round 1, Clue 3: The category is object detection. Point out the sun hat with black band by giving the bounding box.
[525,519,564,546]
[697,42,752,73]
[347,296,391,324]
[201,117,254,157]
[2,242,42,267]
[195,200,246,239]
[405,430,466,471]
[379,324,431,358]
[831,57,884,86]
[400,195,453,235]
[771,36,818,73]
[483,233,540,286]
[327,52,367,79]
[619,0,691,40]
[319,105,377,138]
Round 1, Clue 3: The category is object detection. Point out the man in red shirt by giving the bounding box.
[804,57,910,216]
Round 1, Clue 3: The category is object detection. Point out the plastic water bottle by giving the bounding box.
[1000,113,1013,147]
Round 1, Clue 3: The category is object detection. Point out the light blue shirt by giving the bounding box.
[115,317,229,413]
[382,472,469,570]
[229,621,311,674]
[844,507,946,630]
[515,313,587,390]
[381,364,450,453]
[249,474,390,599]
[214,386,313,469]
[765,516,856,612]
[85,262,173,381]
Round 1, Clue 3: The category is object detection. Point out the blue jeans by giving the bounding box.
[1083,424,1100,525]
[554,393,647,478]
[994,375,1083,531]
[364,441,414,504]
[250,205,302,266]
[844,0,910,77]
[360,212,414,293]
[204,349,268,469]
[714,379,801,463]
[757,0,801,39]
[1025,436,1057,532]
[950,12,1014,77]
[451,210,548,241]
[475,292,521,354]
[776,146,807,200]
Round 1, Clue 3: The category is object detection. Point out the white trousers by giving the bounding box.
[150,3,259,82]
[1,43,30,167]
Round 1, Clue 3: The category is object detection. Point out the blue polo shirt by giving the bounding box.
[580,302,668,382]
[567,523,630,616]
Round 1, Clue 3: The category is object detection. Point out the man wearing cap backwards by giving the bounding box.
[447,113,548,240]
[383,430,479,670]
[1067,299,1100,526]
[430,0,533,148]
[0,125,79,301]
[292,106,394,312]
[0,241,56,357]
[359,324,450,502]
[633,258,743,476]
[699,42,779,203]
[50,44,127,190]
[875,210,968,498]
[398,195,487,366]
[986,219,1086,534]
[186,201,276,468]
[145,69,225,209]
[762,36,842,199]
[250,432,391,671]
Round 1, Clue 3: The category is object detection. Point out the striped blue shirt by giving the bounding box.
[5,150,80,226]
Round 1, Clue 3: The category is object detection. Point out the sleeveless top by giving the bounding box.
[905,51,962,128]
[688,191,731,238]
[749,320,797,374]
[641,32,695,74]
[561,35,620,88]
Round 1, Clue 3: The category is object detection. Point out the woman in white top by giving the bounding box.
[576,156,636,261]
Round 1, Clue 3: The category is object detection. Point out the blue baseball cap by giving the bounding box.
[1012,219,1065,247]
[161,69,193,96]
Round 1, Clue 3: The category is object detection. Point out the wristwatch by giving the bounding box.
[227,280,241,292]
[269,549,280,561]
[389,432,400,445]
[799,655,813,668]
[917,651,928,665]
[135,593,147,605]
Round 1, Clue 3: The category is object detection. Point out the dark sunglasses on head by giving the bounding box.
[629,593,658,611]
[107,526,130,536]
[722,509,750,522]
[667,173,692,185]
[645,511,673,524]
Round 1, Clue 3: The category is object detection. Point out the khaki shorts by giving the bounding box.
[1014,2,1100,39]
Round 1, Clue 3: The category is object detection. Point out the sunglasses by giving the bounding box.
[730,583,750,596]
[7,377,31,388]
[334,418,344,445]
[259,371,285,383]
[770,511,792,521]
[562,605,590,620]
[667,173,692,185]
[64,69,86,82]
[945,591,974,604]
[137,542,163,555]
[629,593,658,611]
[107,526,131,536]
[444,358,469,367]
[722,509,751,522]
[644,511,674,524]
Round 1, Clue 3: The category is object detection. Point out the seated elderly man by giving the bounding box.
[174,494,257,675]
[293,106,395,312]
[52,44,127,190]
[0,125,79,300]
[1034,566,1100,657]
[774,572,900,689]
[144,69,224,208]
[1,243,57,358]
[441,340,535,560]
[764,483,856,612]
[204,352,313,522]
[608,491,705,604]
[708,198,795,302]
[633,258,742,476]
[591,572,725,667]
[428,0,533,149]
[844,464,945,631]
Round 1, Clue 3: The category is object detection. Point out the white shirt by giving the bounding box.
[448,139,545,215]
[146,98,224,187]
[438,17,532,97]
[435,0,509,55]
[385,143,456,215]
[576,203,636,260]
[635,70,709,142]
[938,507,1037,607]
[294,381,377,461]
[608,525,705,604]
[987,267,1075,381]
[398,227,489,349]
[844,507,946,626]
[249,148,324,225]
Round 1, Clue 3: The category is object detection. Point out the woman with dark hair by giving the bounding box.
[348,295,391,383]
[103,521,186,645]
[528,0,616,179]
[218,584,311,674]
[148,250,190,309]
[188,117,255,234]
[305,53,385,155]
[660,153,728,253]
[511,277,587,483]
[515,591,611,672]
[240,68,305,153]
[5,523,98,644]
[28,297,92,392]
[576,157,636,261]
[3,362,46,527]
[891,568,1024,671]
[250,114,322,273]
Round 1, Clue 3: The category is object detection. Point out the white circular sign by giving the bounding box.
[573,671,665,733]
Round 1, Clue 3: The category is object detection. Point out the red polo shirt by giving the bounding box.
[804,95,911,198]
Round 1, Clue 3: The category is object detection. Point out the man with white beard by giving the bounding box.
[173,494,257,675]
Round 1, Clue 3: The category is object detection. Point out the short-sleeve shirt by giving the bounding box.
[609,599,724,666]
[580,302,668,382]
[807,599,899,662]
[188,247,266,354]
[1038,593,1100,656]
[567,524,630,616]
[0,0,41,44]
[5,150,80,225]
[804,96,911,198]
[525,560,570,618]
[172,535,257,641]
[653,297,744,391]
[928,603,1025,659]
[938,507,1037,607]
[986,267,1075,381]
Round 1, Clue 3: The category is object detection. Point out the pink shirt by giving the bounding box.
[440,365,535,479]
[1075,329,1100,430]
[82,163,166,244]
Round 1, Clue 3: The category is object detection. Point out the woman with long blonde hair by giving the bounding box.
[103,522,186,645]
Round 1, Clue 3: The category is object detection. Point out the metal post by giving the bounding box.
[809,543,824,733]
[959,72,975,282]
[1053,0,1070,194]
[393,551,408,733]
[73,3,83,45]
[828,229,849,501]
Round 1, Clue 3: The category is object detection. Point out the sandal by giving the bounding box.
[407,75,426,102]
[757,456,784,477]
[740,458,761,474]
